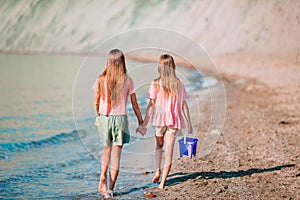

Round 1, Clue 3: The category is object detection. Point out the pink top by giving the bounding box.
[147,79,188,129]
[93,76,135,115]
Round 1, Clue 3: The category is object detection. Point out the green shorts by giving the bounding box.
[95,115,130,146]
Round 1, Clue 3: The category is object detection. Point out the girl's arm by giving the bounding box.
[130,93,143,124]
[182,100,193,134]
[136,99,155,135]
[143,99,155,126]
[94,91,100,116]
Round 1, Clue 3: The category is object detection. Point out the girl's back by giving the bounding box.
[138,54,193,189]
[94,75,135,115]
[94,49,143,198]
[148,78,187,129]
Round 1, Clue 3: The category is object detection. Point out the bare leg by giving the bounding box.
[98,145,112,194]
[159,134,176,189]
[152,136,163,183]
[109,145,123,191]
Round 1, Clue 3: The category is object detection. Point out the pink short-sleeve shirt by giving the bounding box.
[93,76,135,115]
[147,79,188,129]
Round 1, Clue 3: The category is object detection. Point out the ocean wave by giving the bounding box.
[0,115,28,121]
[0,130,86,156]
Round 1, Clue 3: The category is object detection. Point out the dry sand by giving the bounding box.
[144,56,300,199]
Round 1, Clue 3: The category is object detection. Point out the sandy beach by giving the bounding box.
[1,1,299,199]
[143,55,300,199]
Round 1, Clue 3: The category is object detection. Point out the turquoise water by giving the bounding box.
[0,53,215,199]
[0,0,225,198]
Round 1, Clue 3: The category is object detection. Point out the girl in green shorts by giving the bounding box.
[93,49,143,198]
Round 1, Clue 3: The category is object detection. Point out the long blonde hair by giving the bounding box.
[98,49,127,107]
[157,54,180,97]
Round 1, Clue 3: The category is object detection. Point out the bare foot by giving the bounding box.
[152,169,161,183]
[98,176,107,195]
[158,183,165,189]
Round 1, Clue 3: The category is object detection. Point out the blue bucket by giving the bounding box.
[178,135,198,159]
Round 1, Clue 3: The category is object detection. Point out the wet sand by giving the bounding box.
[148,55,300,199]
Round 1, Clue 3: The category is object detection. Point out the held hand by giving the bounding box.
[136,124,147,136]
[139,125,147,135]
[135,126,143,135]
[135,127,140,134]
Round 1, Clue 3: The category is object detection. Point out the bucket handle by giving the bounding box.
[183,132,195,144]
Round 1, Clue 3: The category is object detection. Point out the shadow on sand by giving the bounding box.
[166,164,295,187]
[80,164,295,198]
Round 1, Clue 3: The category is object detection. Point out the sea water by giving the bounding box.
[0,53,216,199]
